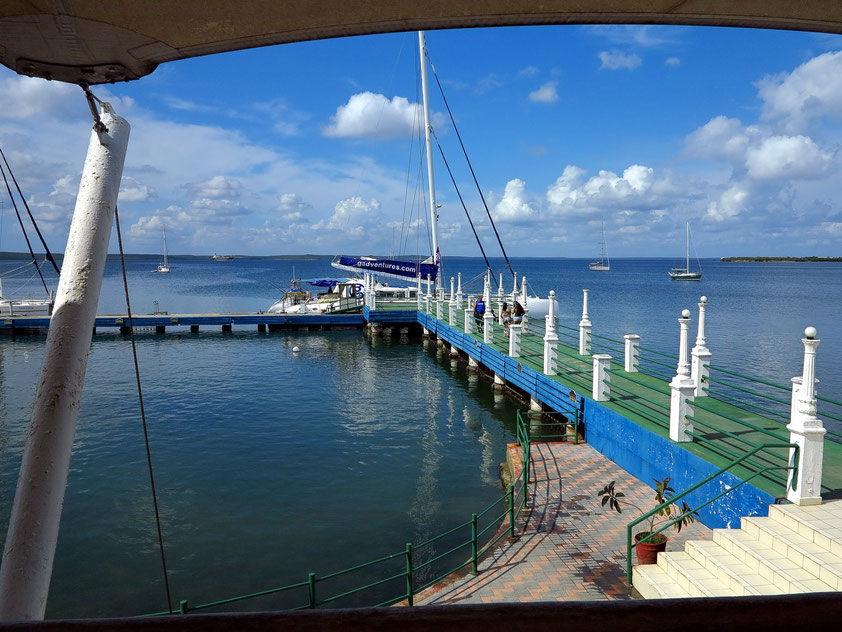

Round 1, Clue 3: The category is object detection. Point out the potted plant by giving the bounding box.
[597,477,699,565]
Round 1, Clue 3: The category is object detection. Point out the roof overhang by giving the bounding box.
[3,1,842,85]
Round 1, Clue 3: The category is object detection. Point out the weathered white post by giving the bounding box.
[426,273,432,300]
[0,102,130,620]
[416,274,423,310]
[464,307,473,334]
[669,309,695,443]
[624,334,640,372]
[543,290,558,375]
[425,289,431,315]
[447,277,456,326]
[578,289,592,355]
[456,272,463,310]
[511,272,518,305]
[497,272,504,302]
[435,290,443,320]
[593,354,612,401]
[519,275,529,330]
[483,273,494,344]
[370,273,378,310]
[787,327,825,505]
[509,323,522,357]
[691,296,712,397]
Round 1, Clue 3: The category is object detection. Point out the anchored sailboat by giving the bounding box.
[154,228,171,273]
[668,222,702,281]
[589,222,610,271]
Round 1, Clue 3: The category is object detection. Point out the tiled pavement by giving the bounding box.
[418,441,712,604]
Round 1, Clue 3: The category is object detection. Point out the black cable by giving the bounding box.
[426,52,515,282]
[114,206,174,615]
[0,162,49,294]
[0,146,61,276]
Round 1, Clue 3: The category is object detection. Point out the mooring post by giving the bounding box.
[592,354,612,401]
[787,327,825,505]
[0,103,130,620]
[578,289,592,356]
[624,334,640,372]
[543,290,559,375]
[483,273,494,344]
[691,296,712,397]
[669,309,695,442]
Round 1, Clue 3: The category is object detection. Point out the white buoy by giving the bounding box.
[293,346,301,353]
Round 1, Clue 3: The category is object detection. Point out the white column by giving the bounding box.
[511,272,518,305]
[449,276,457,309]
[691,296,712,397]
[426,273,432,298]
[370,274,377,310]
[483,273,494,344]
[669,309,695,443]
[787,327,825,506]
[425,292,431,315]
[456,272,462,310]
[509,323,522,357]
[448,285,456,327]
[578,289,592,356]
[543,290,559,375]
[497,273,503,302]
[0,103,130,620]
[494,373,505,387]
[435,294,443,320]
[464,308,473,334]
[416,275,422,310]
[624,334,640,372]
[530,396,543,412]
[593,354,612,402]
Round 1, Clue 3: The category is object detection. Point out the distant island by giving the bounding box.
[721,256,842,262]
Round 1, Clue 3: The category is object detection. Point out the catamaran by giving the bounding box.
[668,222,702,281]
[589,222,610,271]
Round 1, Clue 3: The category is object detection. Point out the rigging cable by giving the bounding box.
[0,161,50,294]
[425,52,515,282]
[114,206,174,614]
[0,146,62,277]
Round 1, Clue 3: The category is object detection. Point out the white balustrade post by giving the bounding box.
[464,307,473,334]
[543,290,559,375]
[511,272,518,305]
[449,276,457,307]
[578,289,592,355]
[448,276,456,326]
[425,291,431,315]
[435,292,443,320]
[691,296,712,397]
[498,273,504,302]
[624,334,640,372]
[509,323,522,357]
[787,327,825,505]
[0,102,129,620]
[593,354,612,402]
[483,274,494,344]
[456,272,463,310]
[416,275,422,310]
[669,309,695,442]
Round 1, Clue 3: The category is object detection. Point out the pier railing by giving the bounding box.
[145,408,577,616]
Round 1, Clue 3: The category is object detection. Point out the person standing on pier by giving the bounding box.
[512,300,525,325]
[474,295,486,332]
[501,302,512,336]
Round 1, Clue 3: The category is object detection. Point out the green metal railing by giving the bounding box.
[145,408,577,617]
[625,442,799,582]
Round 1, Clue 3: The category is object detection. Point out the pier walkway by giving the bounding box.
[418,442,712,604]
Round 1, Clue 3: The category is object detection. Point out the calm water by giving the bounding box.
[0,255,840,618]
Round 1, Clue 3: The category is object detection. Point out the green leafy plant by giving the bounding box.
[597,477,700,544]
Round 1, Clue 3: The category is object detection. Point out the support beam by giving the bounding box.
[0,103,130,620]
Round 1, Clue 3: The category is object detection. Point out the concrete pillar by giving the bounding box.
[425,293,431,315]
[464,308,473,334]
[509,323,522,358]
[669,309,695,443]
[592,354,612,402]
[482,273,494,344]
[624,334,640,372]
[543,290,558,375]
[530,396,543,412]
[0,102,130,620]
[494,373,505,388]
[435,296,443,321]
[691,296,712,397]
[787,327,825,506]
[468,355,479,370]
[578,289,592,356]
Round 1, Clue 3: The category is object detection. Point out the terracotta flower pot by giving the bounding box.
[634,532,667,565]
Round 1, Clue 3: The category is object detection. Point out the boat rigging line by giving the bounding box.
[114,205,174,614]
[425,49,515,283]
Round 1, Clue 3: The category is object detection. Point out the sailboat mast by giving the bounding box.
[685,222,690,271]
[418,31,440,287]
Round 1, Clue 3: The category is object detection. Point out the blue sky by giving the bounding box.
[1,24,842,258]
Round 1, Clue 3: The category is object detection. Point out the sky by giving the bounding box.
[1,24,842,258]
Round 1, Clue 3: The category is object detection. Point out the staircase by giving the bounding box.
[633,499,842,598]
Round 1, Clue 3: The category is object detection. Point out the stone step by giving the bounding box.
[632,563,693,599]
[654,550,737,597]
[768,503,842,558]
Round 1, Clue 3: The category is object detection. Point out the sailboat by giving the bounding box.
[588,222,610,271]
[668,222,702,281]
[154,228,171,273]
[330,31,440,289]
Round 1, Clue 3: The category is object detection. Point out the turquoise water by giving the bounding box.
[0,255,840,617]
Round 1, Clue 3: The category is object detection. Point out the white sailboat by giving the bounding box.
[154,228,171,273]
[589,222,610,271]
[668,222,702,281]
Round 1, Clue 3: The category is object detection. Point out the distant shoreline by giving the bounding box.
[720,256,842,262]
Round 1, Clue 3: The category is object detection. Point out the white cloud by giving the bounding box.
[685,116,754,162]
[518,66,540,78]
[312,196,381,236]
[757,50,842,132]
[745,135,833,180]
[529,82,559,104]
[493,179,536,221]
[323,92,421,139]
[665,57,681,67]
[706,184,750,222]
[119,176,157,203]
[598,51,642,70]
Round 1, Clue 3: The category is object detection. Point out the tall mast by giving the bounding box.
[685,222,690,271]
[418,31,440,287]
